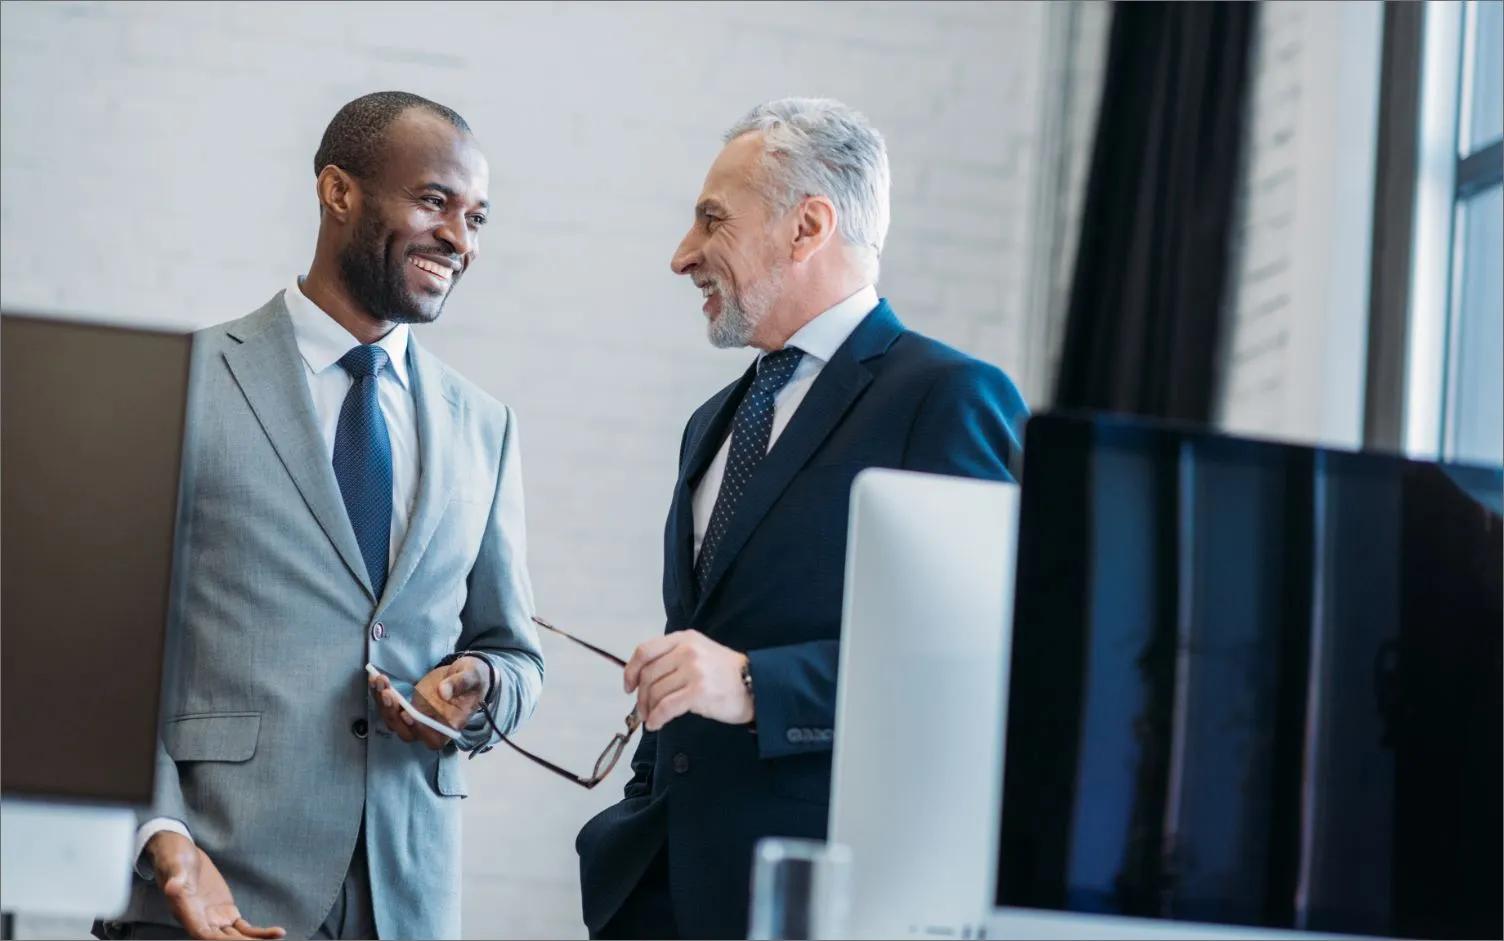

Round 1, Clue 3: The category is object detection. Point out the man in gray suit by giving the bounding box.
[97,91,544,941]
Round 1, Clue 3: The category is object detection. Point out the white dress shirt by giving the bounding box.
[692,284,879,560]
[135,277,421,876]
[283,275,421,573]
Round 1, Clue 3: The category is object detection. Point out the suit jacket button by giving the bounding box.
[352,719,369,739]
[371,622,386,641]
[673,753,689,774]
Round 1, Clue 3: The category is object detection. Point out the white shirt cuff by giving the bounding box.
[134,817,192,881]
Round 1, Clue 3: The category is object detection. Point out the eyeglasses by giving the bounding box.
[477,615,641,789]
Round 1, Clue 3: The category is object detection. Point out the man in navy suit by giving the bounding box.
[575,97,1029,940]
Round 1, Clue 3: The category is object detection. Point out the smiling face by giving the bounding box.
[670,132,794,349]
[336,109,490,325]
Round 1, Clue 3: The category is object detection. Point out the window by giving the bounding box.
[1404,0,1504,466]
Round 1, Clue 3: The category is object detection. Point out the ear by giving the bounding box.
[316,166,361,222]
[789,195,837,263]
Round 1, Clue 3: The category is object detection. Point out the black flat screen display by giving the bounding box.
[997,412,1502,940]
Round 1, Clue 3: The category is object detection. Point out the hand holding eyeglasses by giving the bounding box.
[623,629,753,732]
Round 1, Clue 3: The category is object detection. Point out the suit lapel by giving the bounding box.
[692,301,906,615]
[379,340,460,614]
[222,297,374,598]
[683,370,755,489]
[668,370,754,621]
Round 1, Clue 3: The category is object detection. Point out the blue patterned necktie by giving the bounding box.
[333,345,393,600]
[695,346,805,593]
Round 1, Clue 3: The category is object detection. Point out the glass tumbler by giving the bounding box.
[747,837,853,940]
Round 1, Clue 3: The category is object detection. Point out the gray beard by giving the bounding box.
[706,266,784,349]
[708,297,755,349]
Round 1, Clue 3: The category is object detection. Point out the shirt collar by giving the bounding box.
[762,284,879,369]
[285,276,411,388]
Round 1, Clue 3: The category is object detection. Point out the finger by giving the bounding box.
[635,647,685,703]
[373,693,414,741]
[375,697,398,724]
[635,645,694,720]
[382,703,412,739]
[382,692,420,730]
[624,633,685,692]
[642,669,691,728]
[624,634,684,693]
[390,712,417,742]
[368,672,392,695]
[439,664,484,701]
[646,686,695,732]
[382,703,417,742]
[232,919,286,940]
[391,709,421,739]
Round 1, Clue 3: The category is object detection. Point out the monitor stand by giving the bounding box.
[0,799,137,922]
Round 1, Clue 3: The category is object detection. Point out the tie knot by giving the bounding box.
[754,346,804,391]
[339,345,389,380]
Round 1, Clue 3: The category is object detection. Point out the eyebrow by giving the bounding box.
[696,198,728,219]
[421,182,489,212]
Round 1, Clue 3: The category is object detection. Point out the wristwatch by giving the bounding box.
[741,656,757,733]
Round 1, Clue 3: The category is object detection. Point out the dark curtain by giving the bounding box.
[1052,0,1259,423]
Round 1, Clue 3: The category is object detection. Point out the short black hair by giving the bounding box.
[313,91,472,180]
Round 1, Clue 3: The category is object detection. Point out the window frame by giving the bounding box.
[1401,0,1503,461]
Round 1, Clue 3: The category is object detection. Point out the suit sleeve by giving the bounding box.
[133,737,193,872]
[148,739,188,823]
[747,359,1030,760]
[454,405,546,750]
[747,641,841,759]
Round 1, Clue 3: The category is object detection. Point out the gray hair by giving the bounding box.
[724,97,891,283]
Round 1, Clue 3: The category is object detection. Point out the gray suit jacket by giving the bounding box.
[121,293,545,939]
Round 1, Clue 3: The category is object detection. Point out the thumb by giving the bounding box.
[161,865,191,897]
[439,662,484,700]
[154,845,191,894]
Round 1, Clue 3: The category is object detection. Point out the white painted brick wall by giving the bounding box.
[1217,0,1384,449]
[0,1,1100,937]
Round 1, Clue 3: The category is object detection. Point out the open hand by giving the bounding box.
[623,630,752,732]
[146,831,285,940]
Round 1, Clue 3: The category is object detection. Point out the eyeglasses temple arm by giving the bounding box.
[530,616,629,667]
[500,737,599,788]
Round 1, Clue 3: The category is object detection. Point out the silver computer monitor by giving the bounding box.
[828,468,1020,940]
[1,311,198,918]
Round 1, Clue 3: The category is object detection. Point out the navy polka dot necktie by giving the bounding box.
[333,345,393,600]
[695,346,805,594]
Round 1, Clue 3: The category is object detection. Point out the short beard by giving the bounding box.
[707,263,785,349]
[338,209,445,326]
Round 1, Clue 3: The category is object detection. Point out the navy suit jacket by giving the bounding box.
[576,300,1029,940]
